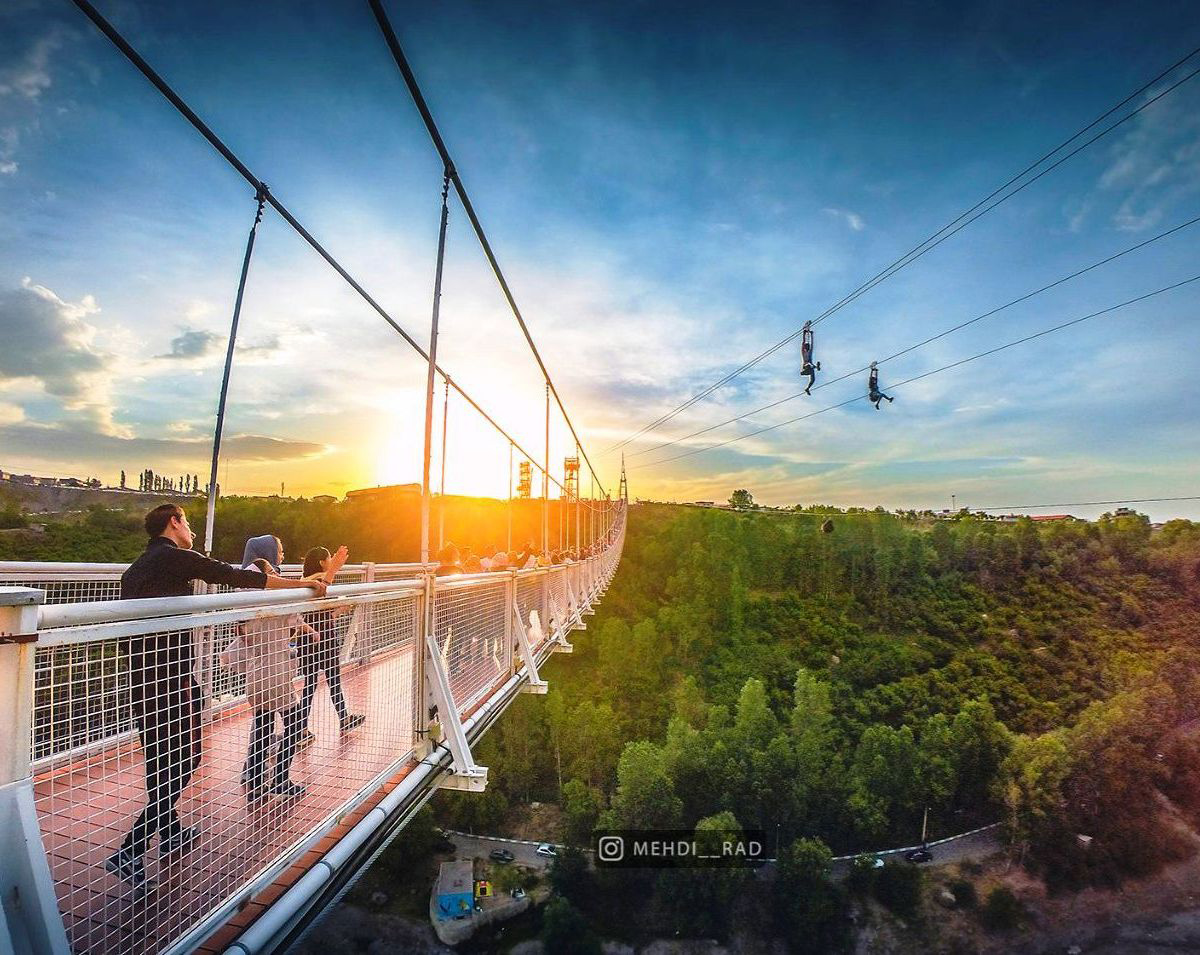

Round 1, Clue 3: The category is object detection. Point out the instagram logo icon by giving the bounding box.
[597,835,625,862]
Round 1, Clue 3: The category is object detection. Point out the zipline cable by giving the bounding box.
[366,0,608,497]
[673,496,1200,516]
[631,212,1200,457]
[69,0,570,494]
[634,272,1200,469]
[608,45,1200,453]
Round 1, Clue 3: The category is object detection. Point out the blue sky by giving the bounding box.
[1,0,1198,518]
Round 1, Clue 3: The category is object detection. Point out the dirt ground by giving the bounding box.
[864,816,1200,954]
[502,801,566,842]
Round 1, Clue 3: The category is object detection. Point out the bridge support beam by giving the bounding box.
[565,577,585,631]
[547,597,574,654]
[0,588,70,955]
[512,600,547,694]
[423,630,488,793]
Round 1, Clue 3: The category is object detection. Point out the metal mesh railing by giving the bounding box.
[12,502,626,954]
[515,571,549,654]
[0,562,432,605]
[432,576,511,716]
[31,587,422,955]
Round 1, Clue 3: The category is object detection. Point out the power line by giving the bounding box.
[970,497,1200,512]
[630,212,1200,458]
[69,0,569,493]
[666,496,1200,517]
[367,0,607,497]
[634,271,1200,469]
[608,45,1200,454]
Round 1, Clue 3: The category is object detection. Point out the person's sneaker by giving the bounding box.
[268,780,306,801]
[105,847,146,886]
[159,826,199,858]
[341,713,366,733]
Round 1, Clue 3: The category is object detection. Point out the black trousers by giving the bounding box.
[122,678,202,857]
[299,638,348,727]
[245,703,304,793]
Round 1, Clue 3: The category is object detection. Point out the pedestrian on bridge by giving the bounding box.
[297,545,366,740]
[225,553,314,804]
[106,505,328,887]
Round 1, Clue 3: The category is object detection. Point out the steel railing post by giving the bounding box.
[0,587,70,954]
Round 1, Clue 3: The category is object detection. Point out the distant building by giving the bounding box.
[694,501,715,507]
[1030,514,1080,523]
[1112,507,1139,519]
[345,483,421,504]
[311,494,337,505]
[435,860,475,921]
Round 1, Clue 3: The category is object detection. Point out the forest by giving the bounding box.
[7,494,1200,948]
[430,502,1200,947]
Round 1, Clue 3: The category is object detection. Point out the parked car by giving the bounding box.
[489,848,515,864]
[510,887,527,899]
[535,843,558,858]
[903,847,933,864]
[854,853,885,869]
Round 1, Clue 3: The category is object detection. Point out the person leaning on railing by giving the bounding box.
[105,504,329,887]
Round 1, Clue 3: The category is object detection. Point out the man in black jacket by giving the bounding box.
[106,504,328,886]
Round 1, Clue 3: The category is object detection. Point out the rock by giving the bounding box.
[1066,947,1082,955]
[936,888,957,908]
[369,891,389,907]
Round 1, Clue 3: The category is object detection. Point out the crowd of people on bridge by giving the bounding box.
[432,539,605,576]
[105,503,619,886]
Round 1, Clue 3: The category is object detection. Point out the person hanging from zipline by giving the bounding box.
[800,321,820,395]
[868,361,894,409]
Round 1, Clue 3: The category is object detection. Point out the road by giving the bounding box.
[442,831,562,871]
[443,824,1004,879]
[830,825,1003,878]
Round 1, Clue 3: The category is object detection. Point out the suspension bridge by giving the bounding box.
[3,0,1199,951]
[0,0,632,951]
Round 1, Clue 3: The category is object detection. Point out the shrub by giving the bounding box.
[948,878,977,908]
[980,886,1024,931]
[873,862,922,920]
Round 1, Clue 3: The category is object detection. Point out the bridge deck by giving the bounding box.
[34,650,421,955]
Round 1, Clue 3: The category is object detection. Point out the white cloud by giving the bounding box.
[0,278,124,435]
[0,402,25,425]
[157,328,226,363]
[0,30,62,101]
[1098,84,1200,232]
[822,207,865,231]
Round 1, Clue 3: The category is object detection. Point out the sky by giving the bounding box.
[1,0,1198,520]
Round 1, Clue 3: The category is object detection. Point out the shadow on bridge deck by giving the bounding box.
[34,648,427,955]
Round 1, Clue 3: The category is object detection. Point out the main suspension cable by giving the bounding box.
[366,0,608,497]
[70,0,570,493]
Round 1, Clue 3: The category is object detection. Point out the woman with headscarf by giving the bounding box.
[223,535,316,803]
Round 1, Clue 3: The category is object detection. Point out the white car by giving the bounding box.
[535,843,558,858]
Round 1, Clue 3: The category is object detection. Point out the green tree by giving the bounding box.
[774,837,847,953]
[603,740,682,830]
[541,897,601,955]
[728,489,755,510]
[562,778,602,847]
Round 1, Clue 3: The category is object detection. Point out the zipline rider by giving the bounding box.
[106,503,328,886]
